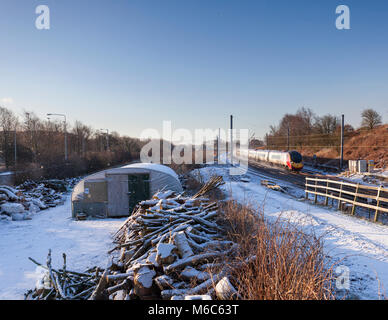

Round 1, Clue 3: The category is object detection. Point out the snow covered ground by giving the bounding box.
[302,164,388,189]
[1,160,387,300]
[192,165,388,300]
[337,172,388,188]
[0,196,125,300]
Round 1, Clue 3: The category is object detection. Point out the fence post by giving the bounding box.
[305,179,309,200]
[351,183,359,215]
[314,179,318,204]
[324,180,329,206]
[374,186,382,223]
[337,182,343,210]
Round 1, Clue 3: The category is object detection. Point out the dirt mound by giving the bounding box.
[302,125,388,169]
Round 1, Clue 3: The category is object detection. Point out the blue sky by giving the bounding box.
[1,0,387,139]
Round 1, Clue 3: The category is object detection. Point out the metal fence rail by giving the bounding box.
[305,177,388,222]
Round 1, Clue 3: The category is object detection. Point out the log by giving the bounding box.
[184,295,212,300]
[161,273,223,299]
[215,277,242,300]
[156,243,177,265]
[151,220,193,246]
[154,275,175,290]
[134,265,157,297]
[106,273,134,283]
[173,231,194,259]
[186,231,214,244]
[107,277,134,296]
[164,252,225,273]
[113,289,128,300]
[89,270,109,300]
[180,266,210,282]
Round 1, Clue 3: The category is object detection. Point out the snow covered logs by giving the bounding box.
[0,179,74,221]
[105,190,236,300]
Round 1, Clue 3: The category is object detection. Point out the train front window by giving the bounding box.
[290,151,302,163]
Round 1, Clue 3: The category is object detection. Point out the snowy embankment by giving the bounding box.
[0,196,125,300]
[192,165,388,300]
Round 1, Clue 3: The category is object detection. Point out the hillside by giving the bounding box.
[303,125,388,169]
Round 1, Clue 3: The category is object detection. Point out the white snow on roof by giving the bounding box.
[120,163,179,180]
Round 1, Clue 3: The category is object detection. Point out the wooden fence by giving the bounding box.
[305,177,388,223]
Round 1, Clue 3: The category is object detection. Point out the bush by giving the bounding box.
[216,200,334,300]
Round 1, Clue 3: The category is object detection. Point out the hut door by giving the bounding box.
[128,174,150,214]
[107,175,129,217]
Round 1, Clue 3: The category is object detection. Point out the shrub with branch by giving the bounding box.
[216,200,334,300]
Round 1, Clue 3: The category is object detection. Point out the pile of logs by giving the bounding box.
[25,177,242,300]
[0,178,78,221]
[25,250,102,300]
[96,182,238,300]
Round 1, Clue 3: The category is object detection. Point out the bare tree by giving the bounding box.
[72,121,92,156]
[361,108,382,129]
[296,107,315,135]
[23,111,45,162]
[248,132,264,149]
[0,106,18,168]
[314,114,339,134]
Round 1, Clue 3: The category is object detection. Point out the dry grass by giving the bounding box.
[303,124,388,169]
[216,200,335,300]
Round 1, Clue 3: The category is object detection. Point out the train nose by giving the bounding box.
[292,162,304,169]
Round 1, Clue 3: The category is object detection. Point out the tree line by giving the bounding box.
[252,107,384,153]
[0,106,147,181]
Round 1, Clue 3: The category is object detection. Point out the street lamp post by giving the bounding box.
[14,126,17,169]
[100,129,109,152]
[47,113,67,161]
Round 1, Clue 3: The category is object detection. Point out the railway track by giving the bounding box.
[248,160,311,189]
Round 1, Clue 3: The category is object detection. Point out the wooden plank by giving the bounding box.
[306,178,388,218]
[305,184,388,202]
[306,190,388,213]
[324,180,329,206]
[306,177,388,192]
[306,178,331,183]
[337,183,343,210]
[374,186,382,222]
[351,183,360,215]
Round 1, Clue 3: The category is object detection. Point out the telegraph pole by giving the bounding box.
[230,115,233,165]
[340,114,344,170]
[287,124,290,151]
[100,129,109,151]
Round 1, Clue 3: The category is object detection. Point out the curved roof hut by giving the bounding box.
[71,163,182,218]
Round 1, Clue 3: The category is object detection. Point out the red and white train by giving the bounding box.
[239,149,304,171]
